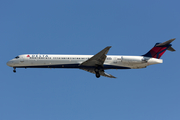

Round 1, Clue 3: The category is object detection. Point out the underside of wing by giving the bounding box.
[80,68,116,78]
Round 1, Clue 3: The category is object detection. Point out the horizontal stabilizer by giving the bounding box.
[156,38,175,47]
[167,46,175,51]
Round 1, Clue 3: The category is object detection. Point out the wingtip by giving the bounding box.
[109,74,116,78]
[105,46,112,51]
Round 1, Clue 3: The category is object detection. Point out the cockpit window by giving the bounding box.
[15,56,19,59]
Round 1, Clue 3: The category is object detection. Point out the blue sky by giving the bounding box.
[1,0,180,120]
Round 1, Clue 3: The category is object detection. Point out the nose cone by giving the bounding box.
[6,61,13,67]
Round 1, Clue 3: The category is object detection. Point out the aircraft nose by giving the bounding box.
[6,61,13,67]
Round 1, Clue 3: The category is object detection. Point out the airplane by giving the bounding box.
[7,38,176,78]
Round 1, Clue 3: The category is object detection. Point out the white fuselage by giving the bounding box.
[7,54,163,69]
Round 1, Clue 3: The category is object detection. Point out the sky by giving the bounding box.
[1,0,180,120]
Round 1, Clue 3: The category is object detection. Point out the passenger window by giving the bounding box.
[107,57,112,60]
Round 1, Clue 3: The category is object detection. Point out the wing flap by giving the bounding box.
[81,68,116,78]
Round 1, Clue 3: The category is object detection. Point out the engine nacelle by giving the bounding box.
[121,56,144,63]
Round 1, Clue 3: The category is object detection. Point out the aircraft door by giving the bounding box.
[117,57,122,63]
[113,57,122,64]
[20,57,24,63]
[113,57,117,64]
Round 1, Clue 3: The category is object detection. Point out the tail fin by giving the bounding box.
[143,38,176,59]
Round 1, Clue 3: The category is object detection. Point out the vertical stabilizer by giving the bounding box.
[143,38,175,59]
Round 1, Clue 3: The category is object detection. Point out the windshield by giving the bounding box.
[15,56,19,59]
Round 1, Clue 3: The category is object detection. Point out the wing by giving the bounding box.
[80,46,111,67]
[80,46,116,78]
[80,68,116,78]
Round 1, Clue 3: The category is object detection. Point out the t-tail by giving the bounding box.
[143,38,176,59]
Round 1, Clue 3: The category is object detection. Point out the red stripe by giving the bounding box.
[150,47,167,58]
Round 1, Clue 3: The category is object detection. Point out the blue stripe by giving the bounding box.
[14,64,131,69]
[156,48,168,58]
